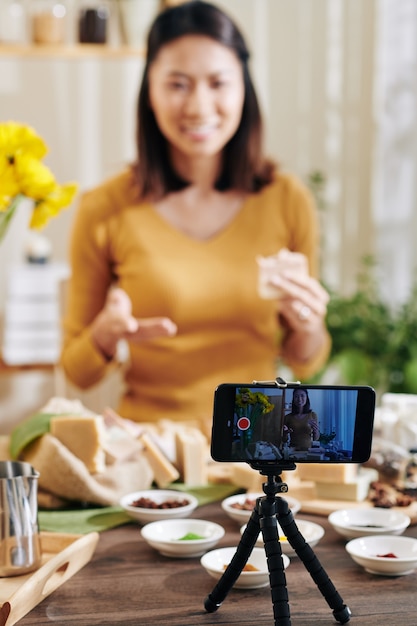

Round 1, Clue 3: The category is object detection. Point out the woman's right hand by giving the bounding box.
[91,287,177,359]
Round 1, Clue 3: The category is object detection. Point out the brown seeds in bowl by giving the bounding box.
[230,498,256,511]
[129,496,190,509]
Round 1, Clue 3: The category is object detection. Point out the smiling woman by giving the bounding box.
[146,34,246,240]
[59,0,331,431]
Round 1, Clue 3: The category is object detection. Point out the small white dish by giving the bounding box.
[345,535,417,576]
[240,519,324,556]
[200,546,290,589]
[328,508,410,540]
[120,489,198,525]
[222,492,301,524]
[141,518,225,558]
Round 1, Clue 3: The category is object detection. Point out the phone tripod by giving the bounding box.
[204,463,351,626]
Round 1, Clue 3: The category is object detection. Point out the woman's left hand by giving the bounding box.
[271,270,329,333]
[308,419,320,439]
[271,268,330,367]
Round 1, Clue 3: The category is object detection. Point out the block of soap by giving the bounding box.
[229,463,265,492]
[297,463,358,484]
[139,432,179,487]
[315,468,379,501]
[174,427,208,486]
[50,415,105,473]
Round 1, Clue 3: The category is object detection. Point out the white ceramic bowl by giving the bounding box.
[240,519,325,556]
[345,535,417,576]
[328,508,410,540]
[222,492,301,524]
[141,518,225,558]
[200,546,290,589]
[120,489,198,524]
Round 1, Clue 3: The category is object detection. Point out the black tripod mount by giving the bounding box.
[204,463,351,626]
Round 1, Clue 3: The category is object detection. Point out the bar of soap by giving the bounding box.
[206,462,234,484]
[139,432,179,487]
[297,463,358,484]
[229,463,265,492]
[229,463,299,492]
[314,468,379,501]
[174,427,208,486]
[50,415,105,473]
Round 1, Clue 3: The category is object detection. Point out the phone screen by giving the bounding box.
[211,383,375,464]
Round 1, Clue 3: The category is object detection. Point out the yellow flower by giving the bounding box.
[0,121,78,241]
[0,122,48,194]
[15,153,56,200]
[30,182,78,229]
[0,168,19,199]
[0,121,47,163]
[0,195,12,212]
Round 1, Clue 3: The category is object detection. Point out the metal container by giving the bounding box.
[0,460,42,577]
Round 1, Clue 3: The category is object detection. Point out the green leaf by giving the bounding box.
[38,506,132,534]
[333,349,372,386]
[404,357,417,394]
[9,413,54,459]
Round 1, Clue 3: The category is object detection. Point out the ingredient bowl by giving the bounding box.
[222,492,301,524]
[120,489,198,524]
[201,546,290,589]
[141,518,225,557]
[328,508,410,539]
[345,535,417,576]
[240,518,324,556]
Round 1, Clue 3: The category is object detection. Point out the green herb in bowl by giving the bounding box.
[176,532,205,541]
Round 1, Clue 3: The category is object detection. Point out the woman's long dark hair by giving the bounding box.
[135,0,275,199]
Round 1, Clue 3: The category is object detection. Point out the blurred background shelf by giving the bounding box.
[0,357,54,373]
[0,44,145,58]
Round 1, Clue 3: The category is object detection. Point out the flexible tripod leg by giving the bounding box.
[205,494,292,625]
[276,498,351,625]
[258,494,291,625]
[204,504,261,613]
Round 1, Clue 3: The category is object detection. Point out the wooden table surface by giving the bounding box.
[18,500,417,626]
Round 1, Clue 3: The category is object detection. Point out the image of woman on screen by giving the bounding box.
[283,388,319,450]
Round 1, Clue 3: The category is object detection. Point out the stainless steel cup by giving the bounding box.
[0,460,42,577]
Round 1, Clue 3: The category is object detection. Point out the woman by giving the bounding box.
[61,1,330,431]
[283,388,320,450]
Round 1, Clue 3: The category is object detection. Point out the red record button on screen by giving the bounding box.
[237,417,250,430]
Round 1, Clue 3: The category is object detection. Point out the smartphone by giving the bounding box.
[210,383,375,465]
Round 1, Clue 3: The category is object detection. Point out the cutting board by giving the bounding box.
[289,481,417,525]
[0,531,99,626]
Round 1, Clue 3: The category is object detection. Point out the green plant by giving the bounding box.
[306,170,417,396]
[386,280,417,392]
[308,170,327,212]
[318,431,336,445]
[316,256,417,394]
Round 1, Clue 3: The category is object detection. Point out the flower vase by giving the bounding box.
[0,196,22,245]
[117,0,159,48]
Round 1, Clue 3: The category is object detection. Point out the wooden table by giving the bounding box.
[18,501,417,626]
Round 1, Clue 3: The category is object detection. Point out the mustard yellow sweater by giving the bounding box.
[61,169,330,427]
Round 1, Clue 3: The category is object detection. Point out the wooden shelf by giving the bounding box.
[0,357,55,374]
[0,44,145,59]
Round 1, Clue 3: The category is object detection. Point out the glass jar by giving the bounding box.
[117,0,159,47]
[405,448,417,494]
[32,1,67,45]
[0,0,27,44]
[78,4,109,44]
